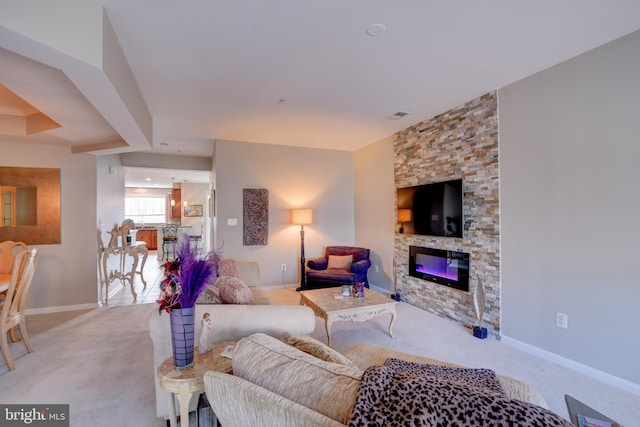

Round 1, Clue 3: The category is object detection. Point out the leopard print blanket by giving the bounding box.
[348,358,572,427]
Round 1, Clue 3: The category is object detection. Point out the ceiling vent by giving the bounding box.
[385,111,410,121]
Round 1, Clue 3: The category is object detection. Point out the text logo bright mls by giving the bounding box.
[1,405,69,426]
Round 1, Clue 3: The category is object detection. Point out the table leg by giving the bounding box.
[138,246,148,287]
[128,251,139,300]
[166,392,178,427]
[388,309,397,338]
[177,385,193,427]
[325,317,333,347]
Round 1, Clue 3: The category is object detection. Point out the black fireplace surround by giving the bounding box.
[409,246,470,292]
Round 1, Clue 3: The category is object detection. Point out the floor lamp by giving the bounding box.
[291,209,312,291]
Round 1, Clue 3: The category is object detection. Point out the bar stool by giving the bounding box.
[162,225,178,260]
[187,224,203,254]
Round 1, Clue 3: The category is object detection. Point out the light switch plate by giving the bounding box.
[227,218,238,226]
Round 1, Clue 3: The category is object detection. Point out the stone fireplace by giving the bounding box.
[394,92,500,333]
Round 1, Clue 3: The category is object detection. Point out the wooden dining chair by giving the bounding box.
[0,240,27,275]
[0,247,38,371]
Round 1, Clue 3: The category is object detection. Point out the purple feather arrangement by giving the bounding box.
[157,239,219,313]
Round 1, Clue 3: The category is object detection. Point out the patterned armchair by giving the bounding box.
[304,246,371,290]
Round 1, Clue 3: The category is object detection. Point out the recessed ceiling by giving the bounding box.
[1,1,640,155]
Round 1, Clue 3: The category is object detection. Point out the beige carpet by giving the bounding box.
[1,288,638,426]
[0,304,163,427]
[268,286,640,426]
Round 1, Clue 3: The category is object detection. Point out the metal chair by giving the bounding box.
[0,247,38,370]
[187,224,203,254]
[162,225,179,260]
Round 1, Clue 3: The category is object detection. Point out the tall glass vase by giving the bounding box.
[169,307,196,370]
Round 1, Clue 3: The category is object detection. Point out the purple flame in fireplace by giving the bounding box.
[415,253,459,281]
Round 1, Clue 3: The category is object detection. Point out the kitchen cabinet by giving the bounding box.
[136,229,157,250]
[171,189,181,219]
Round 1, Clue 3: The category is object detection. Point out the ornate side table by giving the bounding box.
[157,340,234,427]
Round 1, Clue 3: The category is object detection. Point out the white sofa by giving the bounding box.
[203,333,557,427]
[148,260,316,421]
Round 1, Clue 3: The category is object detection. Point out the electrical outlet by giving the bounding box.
[375,265,379,273]
[281,264,287,271]
[555,312,568,329]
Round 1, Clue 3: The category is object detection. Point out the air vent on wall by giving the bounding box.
[385,111,410,120]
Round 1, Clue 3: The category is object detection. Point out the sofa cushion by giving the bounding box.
[217,276,254,304]
[281,332,359,369]
[232,333,362,425]
[218,258,239,278]
[327,254,352,270]
[350,363,572,427]
[196,285,223,304]
[383,358,505,396]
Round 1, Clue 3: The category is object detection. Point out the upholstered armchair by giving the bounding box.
[304,246,371,290]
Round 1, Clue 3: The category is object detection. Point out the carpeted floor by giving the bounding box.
[0,304,163,427]
[1,287,638,426]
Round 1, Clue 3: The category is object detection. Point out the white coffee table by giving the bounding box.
[299,287,397,346]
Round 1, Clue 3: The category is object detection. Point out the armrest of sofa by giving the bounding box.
[204,371,345,427]
[307,257,328,270]
[350,259,371,274]
[148,304,316,420]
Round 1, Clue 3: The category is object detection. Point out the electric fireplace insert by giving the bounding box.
[409,246,470,292]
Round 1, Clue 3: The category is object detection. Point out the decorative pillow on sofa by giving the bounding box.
[327,254,353,270]
[196,284,223,304]
[349,361,572,427]
[217,276,254,304]
[233,333,362,425]
[383,358,505,396]
[282,332,359,369]
[217,258,239,278]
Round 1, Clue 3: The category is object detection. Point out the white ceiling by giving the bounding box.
[2,1,640,184]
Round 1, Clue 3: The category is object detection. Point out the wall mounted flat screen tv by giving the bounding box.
[396,179,463,238]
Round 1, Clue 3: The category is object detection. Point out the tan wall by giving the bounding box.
[2,139,98,310]
[214,140,355,287]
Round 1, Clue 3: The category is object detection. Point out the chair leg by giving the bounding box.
[19,322,33,353]
[1,329,16,371]
[9,327,20,342]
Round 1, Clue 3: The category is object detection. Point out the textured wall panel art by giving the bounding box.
[243,188,269,246]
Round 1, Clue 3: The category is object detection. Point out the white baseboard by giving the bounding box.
[501,334,640,396]
[26,303,98,315]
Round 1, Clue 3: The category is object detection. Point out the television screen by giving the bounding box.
[396,179,463,238]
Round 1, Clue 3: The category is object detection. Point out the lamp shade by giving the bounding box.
[291,209,312,225]
[397,209,412,223]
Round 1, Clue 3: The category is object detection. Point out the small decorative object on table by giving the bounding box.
[352,282,365,299]
[157,240,219,370]
[342,285,351,297]
[198,313,213,355]
[473,275,488,339]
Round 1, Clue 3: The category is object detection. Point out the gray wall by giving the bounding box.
[354,135,395,292]
[499,30,640,384]
[214,140,355,286]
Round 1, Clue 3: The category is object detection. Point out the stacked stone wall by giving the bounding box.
[394,91,500,333]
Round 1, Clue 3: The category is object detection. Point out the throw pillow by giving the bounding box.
[233,333,362,425]
[282,332,359,369]
[350,365,572,427]
[196,285,222,304]
[217,276,254,304]
[383,358,506,396]
[217,258,239,278]
[327,254,353,270]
